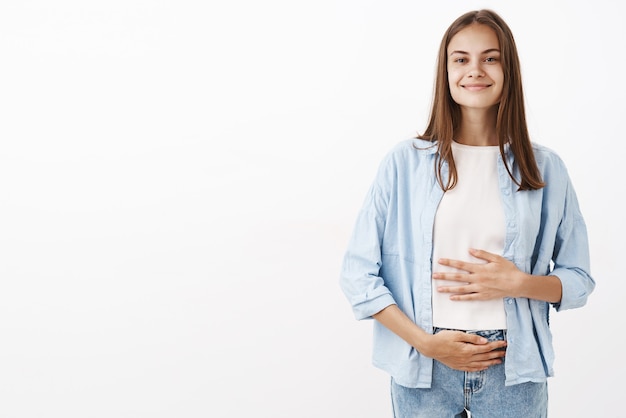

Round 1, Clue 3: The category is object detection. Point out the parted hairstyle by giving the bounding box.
[418,9,545,191]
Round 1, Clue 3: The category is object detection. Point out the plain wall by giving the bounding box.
[0,1,622,416]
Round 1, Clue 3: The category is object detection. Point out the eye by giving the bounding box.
[484,57,498,63]
[453,58,466,63]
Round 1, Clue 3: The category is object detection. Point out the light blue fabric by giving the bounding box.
[339,138,595,389]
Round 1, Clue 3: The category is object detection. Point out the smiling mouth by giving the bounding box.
[462,84,492,91]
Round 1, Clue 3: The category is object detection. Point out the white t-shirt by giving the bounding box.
[431,141,507,330]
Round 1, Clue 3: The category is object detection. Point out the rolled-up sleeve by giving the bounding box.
[340,157,397,320]
[550,174,596,311]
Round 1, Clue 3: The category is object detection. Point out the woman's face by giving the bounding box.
[447,24,504,112]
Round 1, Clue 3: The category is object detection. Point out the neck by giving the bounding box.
[456,106,499,146]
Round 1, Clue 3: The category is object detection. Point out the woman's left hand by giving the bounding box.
[433,248,522,301]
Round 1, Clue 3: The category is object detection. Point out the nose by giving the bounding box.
[468,62,484,78]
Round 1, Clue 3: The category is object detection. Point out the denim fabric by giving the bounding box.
[390,329,547,418]
[340,139,595,388]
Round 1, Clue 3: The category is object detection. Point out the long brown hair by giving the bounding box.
[418,9,544,191]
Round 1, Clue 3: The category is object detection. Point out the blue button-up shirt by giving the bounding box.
[340,139,595,388]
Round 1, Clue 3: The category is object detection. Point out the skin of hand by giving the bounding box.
[424,329,506,372]
[372,305,506,372]
[433,248,523,301]
[433,248,563,304]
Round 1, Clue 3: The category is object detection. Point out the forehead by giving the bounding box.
[447,24,500,52]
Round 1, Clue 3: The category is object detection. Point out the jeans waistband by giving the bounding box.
[433,327,507,342]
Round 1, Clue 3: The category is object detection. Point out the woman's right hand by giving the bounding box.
[372,305,506,372]
[421,330,507,372]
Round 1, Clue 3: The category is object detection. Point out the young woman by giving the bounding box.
[339,9,595,417]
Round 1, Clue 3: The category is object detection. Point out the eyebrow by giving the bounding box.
[449,48,501,56]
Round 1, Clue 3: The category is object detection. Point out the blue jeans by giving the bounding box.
[390,329,547,418]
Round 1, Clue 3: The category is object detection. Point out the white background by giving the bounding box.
[0,1,622,417]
